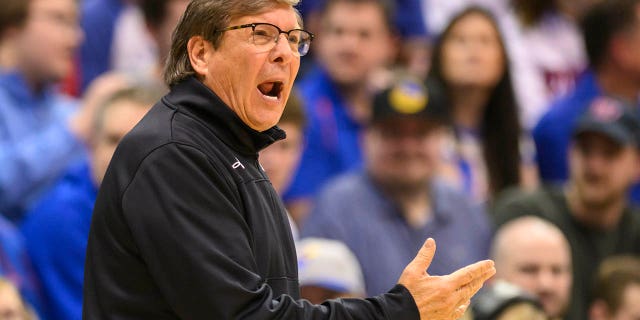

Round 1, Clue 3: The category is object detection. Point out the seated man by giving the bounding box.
[489,216,572,319]
[297,237,365,304]
[302,77,492,296]
[494,96,640,319]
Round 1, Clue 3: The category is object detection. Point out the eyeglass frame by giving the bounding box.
[214,22,315,57]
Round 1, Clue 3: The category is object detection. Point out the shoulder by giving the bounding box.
[492,185,562,226]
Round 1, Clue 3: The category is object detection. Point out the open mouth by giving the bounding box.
[257,81,283,100]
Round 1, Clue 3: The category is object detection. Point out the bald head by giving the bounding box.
[492,216,572,319]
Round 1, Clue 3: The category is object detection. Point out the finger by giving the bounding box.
[449,259,495,286]
[453,300,470,319]
[455,272,492,304]
[408,238,436,273]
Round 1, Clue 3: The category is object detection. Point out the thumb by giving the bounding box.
[410,238,436,273]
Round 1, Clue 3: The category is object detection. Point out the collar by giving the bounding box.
[164,76,286,156]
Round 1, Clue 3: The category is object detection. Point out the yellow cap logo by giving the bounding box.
[388,80,429,114]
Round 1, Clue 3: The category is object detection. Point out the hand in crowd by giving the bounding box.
[398,238,496,320]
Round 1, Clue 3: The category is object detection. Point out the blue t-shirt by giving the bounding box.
[301,172,492,296]
[21,160,97,320]
[285,67,364,201]
[0,71,84,220]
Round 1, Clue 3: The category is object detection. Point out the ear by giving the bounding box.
[187,36,211,78]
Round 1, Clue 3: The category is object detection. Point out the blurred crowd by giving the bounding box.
[1,0,639,319]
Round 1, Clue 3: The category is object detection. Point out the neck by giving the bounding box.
[565,183,627,230]
[597,64,640,101]
[381,181,432,228]
[337,82,371,124]
[449,85,490,129]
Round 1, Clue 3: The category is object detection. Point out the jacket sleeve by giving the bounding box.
[121,143,419,319]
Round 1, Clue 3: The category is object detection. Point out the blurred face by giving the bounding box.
[441,12,504,89]
[259,122,304,194]
[497,231,572,318]
[0,284,26,320]
[569,133,640,209]
[149,0,190,62]
[364,119,441,192]
[16,0,82,85]
[316,2,395,86]
[202,5,300,131]
[611,284,640,320]
[90,101,150,185]
[617,6,640,83]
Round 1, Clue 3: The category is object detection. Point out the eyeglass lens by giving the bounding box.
[251,24,312,56]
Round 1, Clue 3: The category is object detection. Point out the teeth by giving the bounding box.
[262,94,278,101]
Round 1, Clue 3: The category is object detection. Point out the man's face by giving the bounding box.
[497,232,572,318]
[364,119,441,192]
[569,132,640,208]
[259,122,304,194]
[90,101,150,186]
[202,5,300,132]
[16,0,82,84]
[610,284,640,320]
[316,2,394,86]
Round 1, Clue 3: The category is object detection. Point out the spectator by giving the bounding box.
[0,278,35,320]
[0,0,85,221]
[504,0,598,128]
[285,0,397,223]
[490,216,572,319]
[21,80,162,320]
[589,255,640,320]
[533,0,640,195]
[259,89,307,238]
[466,280,546,320]
[296,238,365,304]
[76,0,188,94]
[427,7,537,204]
[494,96,640,319]
[301,77,492,296]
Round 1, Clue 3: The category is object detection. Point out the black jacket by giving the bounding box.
[82,77,418,319]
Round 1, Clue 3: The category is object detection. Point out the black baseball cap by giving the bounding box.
[370,77,448,126]
[572,96,640,148]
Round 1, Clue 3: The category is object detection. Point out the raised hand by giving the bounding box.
[398,238,496,320]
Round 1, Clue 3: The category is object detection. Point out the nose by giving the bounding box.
[270,33,295,64]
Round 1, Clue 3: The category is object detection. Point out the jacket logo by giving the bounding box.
[232,157,245,170]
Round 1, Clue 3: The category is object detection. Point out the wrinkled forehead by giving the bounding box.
[229,2,303,29]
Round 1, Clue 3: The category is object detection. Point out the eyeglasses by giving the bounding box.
[216,22,314,57]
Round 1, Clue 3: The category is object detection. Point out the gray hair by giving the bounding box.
[163,0,301,87]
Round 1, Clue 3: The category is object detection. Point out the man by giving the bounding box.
[0,0,86,220]
[490,216,572,319]
[284,0,397,223]
[494,95,640,319]
[22,80,162,320]
[533,0,640,202]
[83,1,495,319]
[302,77,492,297]
[589,256,640,320]
[297,237,366,303]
